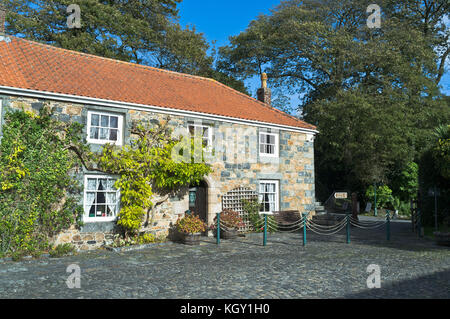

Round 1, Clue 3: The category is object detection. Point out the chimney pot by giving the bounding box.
[257,73,271,105]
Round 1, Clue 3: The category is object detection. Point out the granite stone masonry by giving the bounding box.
[0,95,316,250]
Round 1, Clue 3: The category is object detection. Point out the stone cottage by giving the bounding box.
[0,35,318,250]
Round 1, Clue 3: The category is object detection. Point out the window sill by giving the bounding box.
[86,139,123,146]
[83,217,117,223]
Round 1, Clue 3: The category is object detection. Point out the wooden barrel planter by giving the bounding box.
[181,232,202,246]
[220,228,238,240]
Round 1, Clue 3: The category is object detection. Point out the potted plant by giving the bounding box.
[176,213,207,245]
[212,209,245,240]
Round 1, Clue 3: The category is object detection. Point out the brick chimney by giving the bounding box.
[0,7,5,34]
[257,73,271,105]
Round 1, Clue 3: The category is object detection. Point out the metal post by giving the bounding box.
[418,209,423,238]
[374,183,378,217]
[346,214,351,244]
[216,213,220,245]
[302,213,307,247]
[434,185,438,232]
[386,210,391,241]
[263,214,268,246]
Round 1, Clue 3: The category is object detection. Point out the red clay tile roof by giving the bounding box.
[0,36,316,131]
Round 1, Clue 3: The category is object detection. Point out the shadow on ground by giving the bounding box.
[343,269,450,299]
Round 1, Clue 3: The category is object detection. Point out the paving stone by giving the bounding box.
[0,219,448,298]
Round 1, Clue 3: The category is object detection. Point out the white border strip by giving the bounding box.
[0,86,319,135]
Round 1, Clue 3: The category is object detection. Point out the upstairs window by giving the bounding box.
[259,132,279,157]
[87,111,123,145]
[188,124,213,149]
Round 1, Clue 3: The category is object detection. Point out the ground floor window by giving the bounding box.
[84,175,120,222]
[259,180,279,213]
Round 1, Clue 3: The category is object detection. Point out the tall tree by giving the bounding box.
[218,0,449,198]
[1,0,248,93]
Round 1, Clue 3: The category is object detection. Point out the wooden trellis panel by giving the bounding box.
[222,187,258,232]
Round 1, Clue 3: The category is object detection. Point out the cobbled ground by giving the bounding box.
[0,217,449,299]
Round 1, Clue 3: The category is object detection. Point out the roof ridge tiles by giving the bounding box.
[0,35,317,131]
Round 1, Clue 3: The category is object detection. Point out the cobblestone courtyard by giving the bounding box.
[0,218,449,299]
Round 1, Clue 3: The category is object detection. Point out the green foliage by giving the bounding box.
[390,197,411,217]
[176,214,206,234]
[110,232,166,248]
[218,0,450,198]
[0,107,83,257]
[432,125,450,179]
[365,185,394,210]
[49,243,76,258]
[418,124,450,227]
[3,0,248,94]
[242,199,278,233]
[391,162,419,201]
[96,121,211,238]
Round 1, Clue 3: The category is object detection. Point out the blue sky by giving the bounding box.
[178,0,449,104]
[178,0,281,103]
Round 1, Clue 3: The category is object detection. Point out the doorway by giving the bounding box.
[188,180,208,224]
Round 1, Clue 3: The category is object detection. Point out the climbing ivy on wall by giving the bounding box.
[94,121,212,238]
[0,106,84,258]
[0,104,212,257]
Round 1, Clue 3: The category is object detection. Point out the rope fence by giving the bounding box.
[215,210,393,246]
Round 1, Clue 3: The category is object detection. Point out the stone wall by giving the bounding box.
[0,94,316,250]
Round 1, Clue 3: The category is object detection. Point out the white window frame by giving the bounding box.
[83,175,120,223]
[86,110,124,146]
[188,124,213,150]
[259,131,279,158]
[258,180,280,214]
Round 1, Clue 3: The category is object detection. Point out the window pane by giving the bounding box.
[109,129,118,141]
[96,205,106,217]
[269,135,275,144]
[89,204,96,217]
[98,179,107,191]
[86,192,96,206]
[106,179,116,191]
[106,192,116,205]
[87,179,97,191]
[110,116,118,129]
[90,127,99,140]
[203,127,209,138]
[91,114,99,126]
[260,134,265,143]
[100,128,109,140]
[101,115,109,127]
[269,202,276,212]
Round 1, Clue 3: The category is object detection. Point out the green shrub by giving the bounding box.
[365,185,394,209]
[0,107,84,257]
[49,244,76,258]
[110,232,166,247]
[242,199,278,233]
